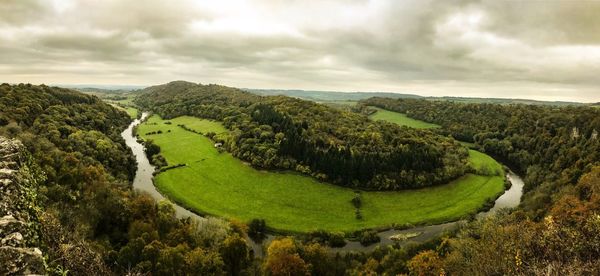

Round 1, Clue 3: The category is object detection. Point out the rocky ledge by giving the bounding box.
[0,137,45,275]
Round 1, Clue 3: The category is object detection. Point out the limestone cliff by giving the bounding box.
[0,136,46,275]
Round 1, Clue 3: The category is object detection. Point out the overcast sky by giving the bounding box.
[1,0,600,102]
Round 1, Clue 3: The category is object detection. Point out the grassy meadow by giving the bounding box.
[109,103,138,119]
[105,96,139,118]
[138,115,505,233]
[369,107,440,129]
[124,107,139,118]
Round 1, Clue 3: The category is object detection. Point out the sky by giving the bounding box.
[1,0,600,102]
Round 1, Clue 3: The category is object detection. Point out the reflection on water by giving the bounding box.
[479,172,524,216]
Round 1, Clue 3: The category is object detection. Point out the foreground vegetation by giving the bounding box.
[0,84,253,275]
[139,115,504,233]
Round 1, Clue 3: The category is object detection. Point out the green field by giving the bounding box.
[139,115,505,233]
[125,107,139,118]
[105,96,139,118]
[110,104,138,118]
[369,107,440,129]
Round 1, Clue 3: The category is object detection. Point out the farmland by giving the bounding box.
[369,107,440,129]
[138,115,505,233]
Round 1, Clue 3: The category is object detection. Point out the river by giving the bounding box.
[121,112,525,254]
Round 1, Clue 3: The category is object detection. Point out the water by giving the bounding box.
[121,113,198,218]
[477,171,524,218]
[337,171,525,252]
[121,113,525,253]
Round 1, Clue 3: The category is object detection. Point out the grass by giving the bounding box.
[139,115,505,233]
[468,150,503,176]
[369,107,440,129]
[124,107,139,118]
[105,96,139,118]
[109,103,138,118]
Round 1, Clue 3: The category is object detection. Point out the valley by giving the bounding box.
[2,82,599,275]
[135,113,505,233]
[3,2,600,274]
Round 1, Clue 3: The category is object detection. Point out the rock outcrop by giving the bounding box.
[0,137,45,275]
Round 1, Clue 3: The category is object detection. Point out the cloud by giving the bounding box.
[0,0,599,102]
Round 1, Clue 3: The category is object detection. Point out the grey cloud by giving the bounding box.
[480,1,600,45]
[0,0,51,26]
[0,0,599,102]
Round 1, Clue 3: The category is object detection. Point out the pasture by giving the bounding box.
[138,115,505,233]
[369,107,440,129]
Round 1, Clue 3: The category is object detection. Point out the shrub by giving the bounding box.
[359,230,380,246]
[351,192,362,209]
[328,232,347,248]
[144,139,161,157]
[306,230,346,248]
[355,209,363,220]
[248,219,266,241]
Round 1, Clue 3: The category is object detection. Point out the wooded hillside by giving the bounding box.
[136,81,470,190]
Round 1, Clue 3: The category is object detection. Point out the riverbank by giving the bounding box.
[122,112,524,255]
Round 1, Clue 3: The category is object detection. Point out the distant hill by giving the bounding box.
[57,83,584,106]
[427,96,583,106]
[245,88,583,106]
[245,89,422,102]
[56,84,146,91]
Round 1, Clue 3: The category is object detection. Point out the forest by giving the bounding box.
[338,97,600,274]
[3,83,600,275]
[135,81,469,190]
[0,84,253,275]
[360,97,600,218]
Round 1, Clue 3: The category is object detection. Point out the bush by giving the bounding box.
[247,219,266,241]
[151,154,168,168]
[355,209,363,220]
[144,139,161,157]
[351,192,362,209]
[359,230,380,246]
[328,232,347,247]
[306,230,346,248]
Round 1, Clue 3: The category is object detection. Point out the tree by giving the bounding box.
[264,238,310,276]
[248,218,266,241]
[184,247,225,275]
[220,233,251,276]
[407,250,443,276]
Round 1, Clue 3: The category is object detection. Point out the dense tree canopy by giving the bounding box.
[336,97,600,274]
[5,82,599,275]
[361,97,600,216]
[0,83,252,275]
[135,81,469,190]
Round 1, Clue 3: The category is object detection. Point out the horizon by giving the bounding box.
[44,81,593,104]
[2,1,600,102]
